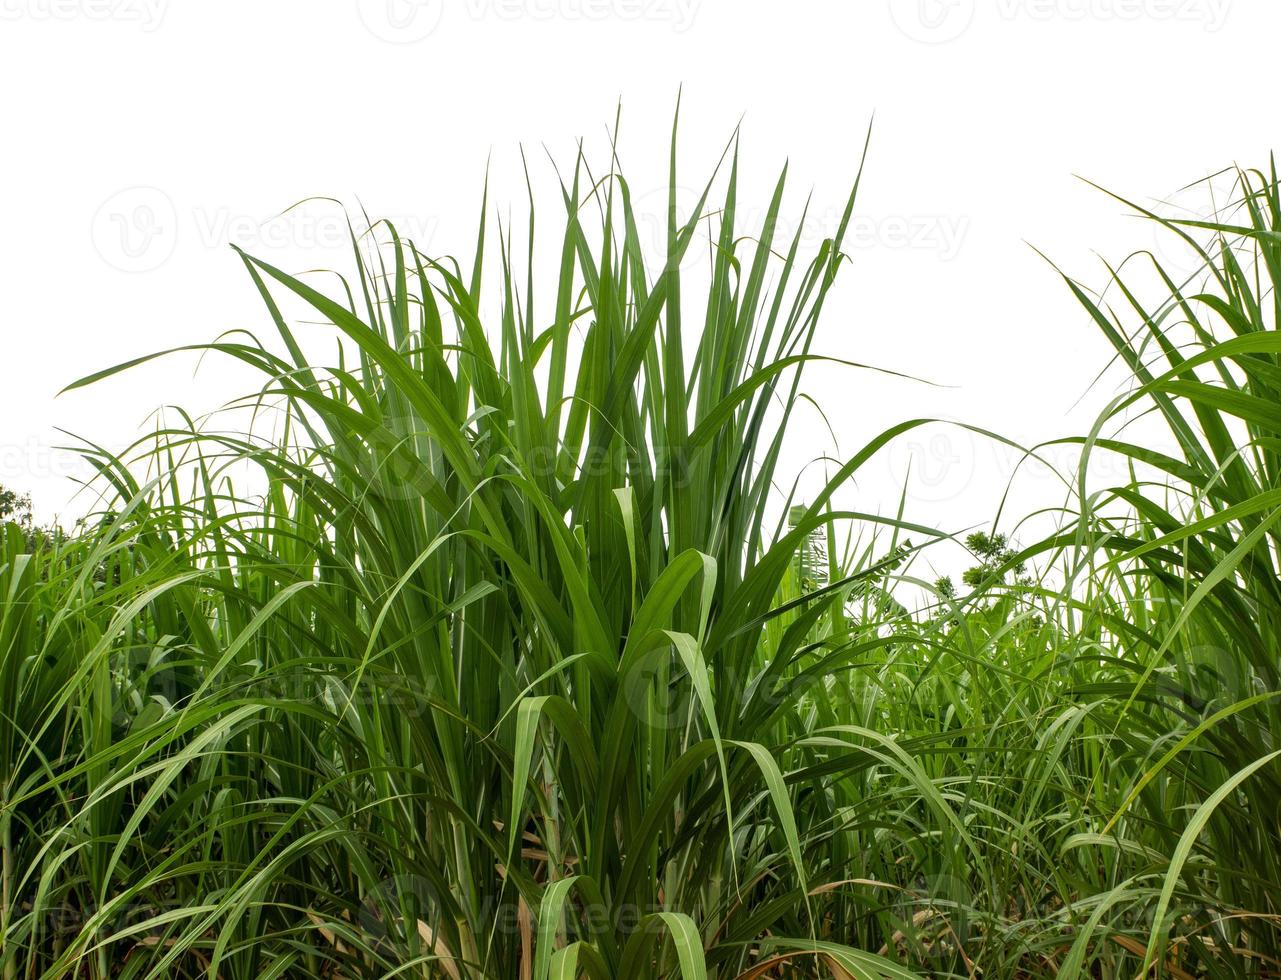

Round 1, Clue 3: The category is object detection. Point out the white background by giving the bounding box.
[2,0,1275,582]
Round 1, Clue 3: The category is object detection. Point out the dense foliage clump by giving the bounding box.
[2,127,1279,979]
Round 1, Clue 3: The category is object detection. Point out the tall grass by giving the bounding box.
[1,120,1278,978]
[1042,162,1281,977]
